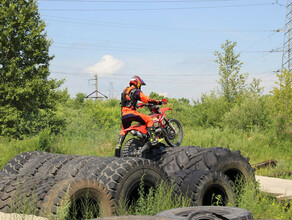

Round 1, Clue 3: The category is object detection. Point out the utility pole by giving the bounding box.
[95,75,98,100]
[86,74,108,100]
[282,0,292,72]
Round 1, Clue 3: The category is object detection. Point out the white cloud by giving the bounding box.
[86,55,125,76]
[158,92,168,97]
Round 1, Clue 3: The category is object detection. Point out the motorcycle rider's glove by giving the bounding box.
[154,100,163,105]
[148,99,161,105]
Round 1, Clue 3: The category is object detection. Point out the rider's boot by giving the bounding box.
[115,135,125,157]
[147,126,158,145]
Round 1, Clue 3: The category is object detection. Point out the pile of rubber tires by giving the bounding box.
[0,145,255,219]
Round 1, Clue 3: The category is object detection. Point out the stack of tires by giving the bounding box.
[153,145,255,207]
[0,145,255,219]
[0,152,167,219]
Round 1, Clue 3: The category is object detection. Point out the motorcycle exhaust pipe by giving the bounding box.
[155,128,162,133]
[131,130,145,139]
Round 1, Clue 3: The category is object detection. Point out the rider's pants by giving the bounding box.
[120,109,153,136]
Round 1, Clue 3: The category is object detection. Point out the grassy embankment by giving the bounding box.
[0,96,291,178]
[0,97,291,219]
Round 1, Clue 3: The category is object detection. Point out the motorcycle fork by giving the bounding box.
[164,119,176,135]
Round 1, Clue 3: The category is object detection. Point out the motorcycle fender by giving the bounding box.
[160,107,172,114]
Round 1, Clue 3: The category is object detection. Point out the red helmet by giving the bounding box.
[129,76,146,89]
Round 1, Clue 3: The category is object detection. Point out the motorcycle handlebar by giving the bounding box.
[138,99,167,108]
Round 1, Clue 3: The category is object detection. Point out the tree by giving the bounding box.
[214,40,248,102]
[74,92,87,108]
[249,78,264,95]
[0,0,63,137]
[270,69,292,134]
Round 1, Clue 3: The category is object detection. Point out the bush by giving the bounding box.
[192,91,230,128]
[223,95,271,131]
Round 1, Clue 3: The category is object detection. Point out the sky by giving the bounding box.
[37,0,287,101]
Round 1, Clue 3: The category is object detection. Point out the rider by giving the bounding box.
[115,76,162,157]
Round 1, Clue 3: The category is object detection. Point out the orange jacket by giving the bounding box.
[121,85,159,112]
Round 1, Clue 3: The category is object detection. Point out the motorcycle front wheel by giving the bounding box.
[164,118,183,147]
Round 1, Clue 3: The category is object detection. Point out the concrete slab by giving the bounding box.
[256,175,292,200]
[0,212,47,220]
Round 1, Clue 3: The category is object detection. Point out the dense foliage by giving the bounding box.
[0,0,63,137]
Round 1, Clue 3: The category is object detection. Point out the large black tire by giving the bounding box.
[15,153,68,177]
[53,155,99,179]
[156,206,254,220]
[164,118,183,147]
[158,146,209,175]
[40,178,115,218]
[158,146,255,184]
[31,154,78,178]
[13,153,115,180]
[0,175,57,214]
[0,175,115,218]
[77,156,116,179]
[171,170,235,206]
[97,157,168,207]
[145,143,168,161]
[0,151,49,175]
[93,216,171,220]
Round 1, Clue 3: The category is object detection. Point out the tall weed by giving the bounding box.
[234,180,291,219]
[116,179,192,216]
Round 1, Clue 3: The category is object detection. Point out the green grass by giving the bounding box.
[233,180,292,220]
[1,125,291,179]
[183,127,291,164]
[116,179,192,216]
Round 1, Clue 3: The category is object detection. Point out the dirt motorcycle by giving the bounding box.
[119,99,183,159]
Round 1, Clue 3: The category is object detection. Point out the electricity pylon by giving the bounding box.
[282,0,292,72]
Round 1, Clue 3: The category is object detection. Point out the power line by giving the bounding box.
[50,71,89,77]
[42,15,276,33]
[244,31,282,50]
[50,71,213,77]
[275,0,286,7]
[244,47,283,66]
[52,42,212,53]
[39,0,236,2]
[52,41,284,54]
[50,69,279,78]
[40,3,273,11]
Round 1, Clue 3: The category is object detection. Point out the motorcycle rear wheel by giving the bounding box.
[121,138,144,157]
[164,118,183,147]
